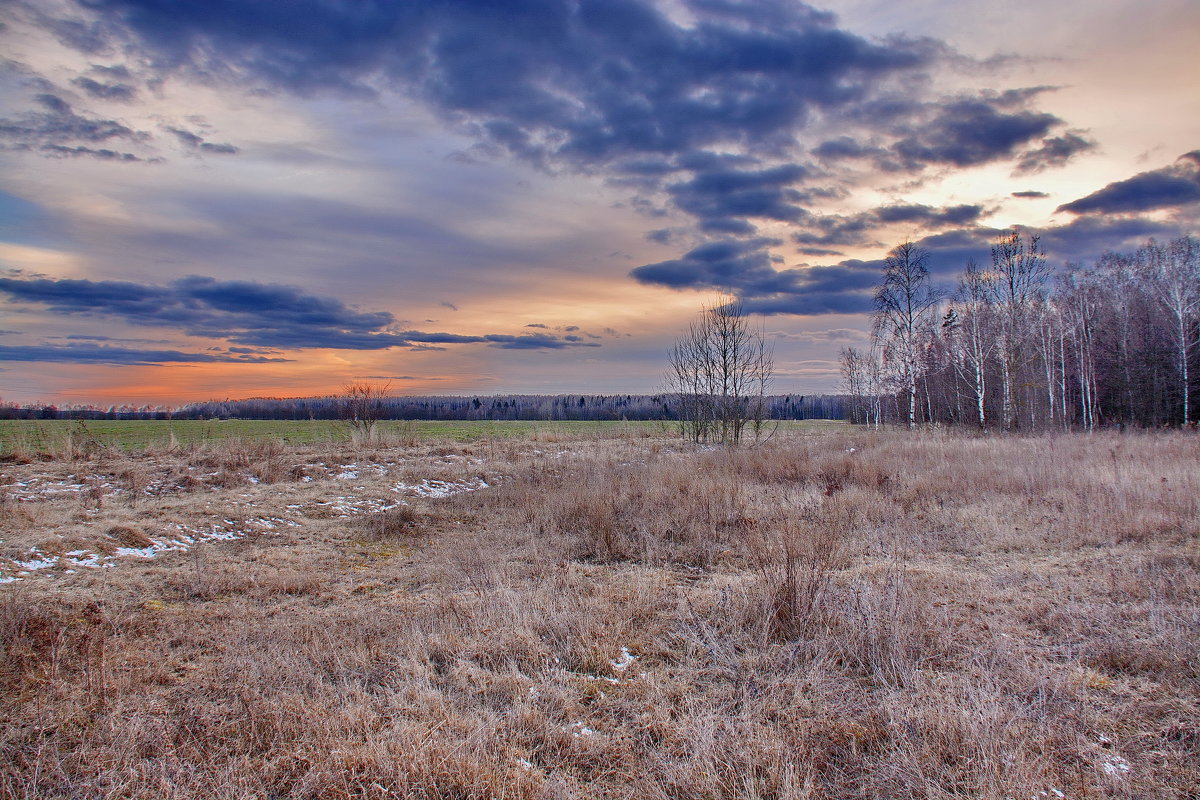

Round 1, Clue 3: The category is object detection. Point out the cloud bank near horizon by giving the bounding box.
[0,273,602,363]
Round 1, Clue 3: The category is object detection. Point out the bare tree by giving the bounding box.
[667,297,773,445]
[840,344,884,428]
[1034,297,1061,428]
[1057,266,1103,431]
[873,241,941,428]
[339,382,391,443]
[947,259,997,429]
[988,231,1051,430]
[839,346,867,426]
[1139,236,1200,425]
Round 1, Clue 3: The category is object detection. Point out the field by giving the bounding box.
[0,419,659,451]
[1,424,1197,798]
[0,419,844,452]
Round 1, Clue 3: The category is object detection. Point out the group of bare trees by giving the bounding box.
[843,233,1200,430]
[667,298,774,445]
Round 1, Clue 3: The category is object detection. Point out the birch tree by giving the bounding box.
[840,344,885,428]
[949,259,997,428]
[1139,236,1200,425]
[988,231,1051,430]
[873,242,940,428]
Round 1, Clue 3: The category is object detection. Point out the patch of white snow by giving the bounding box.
[610,647,637,672]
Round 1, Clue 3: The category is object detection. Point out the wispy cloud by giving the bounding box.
[0,92,151,161]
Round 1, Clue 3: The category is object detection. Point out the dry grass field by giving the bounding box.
[1,426,1197,799]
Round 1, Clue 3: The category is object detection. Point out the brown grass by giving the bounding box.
[104,525,153,549]
[1,428,1197,798]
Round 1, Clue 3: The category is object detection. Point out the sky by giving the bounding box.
[1,0,1197,406]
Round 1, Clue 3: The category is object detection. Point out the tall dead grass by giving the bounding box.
[1,428,1197,798]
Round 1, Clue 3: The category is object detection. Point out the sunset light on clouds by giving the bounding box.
[1,0,1197,405]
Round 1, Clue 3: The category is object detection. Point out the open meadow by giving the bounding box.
[0,419,686,451]
[1,424,1197,799]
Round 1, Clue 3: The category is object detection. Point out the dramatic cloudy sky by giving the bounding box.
[1,0,1197,405]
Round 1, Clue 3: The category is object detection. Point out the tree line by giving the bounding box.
[0,393,846,422]
[842,232,1199,430]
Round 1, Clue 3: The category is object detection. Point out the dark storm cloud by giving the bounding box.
[792,216,875,249]
[0,274,398,348]
[737,289,874,316]
[0,343,290,365]
[69,0,939,161]
[630,235,882,314]
[1014,131,1094,174]
[0,274,597,352]
[791,203,984,248]
[226,346,277,354]
[816,90,1082,177]
[46,0,950,234]
[893,97,1059,169]
[395,331,490,345]
[1057,152,1200,214]
[483,333,601,350]
[873,203,983,227]
[667,164,810,230]
[9,0,1115,332]
[630,238,786,292]
[700,217,759,235]
[812,135,887,162]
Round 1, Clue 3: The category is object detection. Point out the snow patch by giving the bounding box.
[392,477,489,498]
[610,647,637,672]
[13,551,57,571]
[1100,755,1131,777]
[568,722,594,738]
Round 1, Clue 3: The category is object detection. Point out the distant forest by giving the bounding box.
[0,394,846,422]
